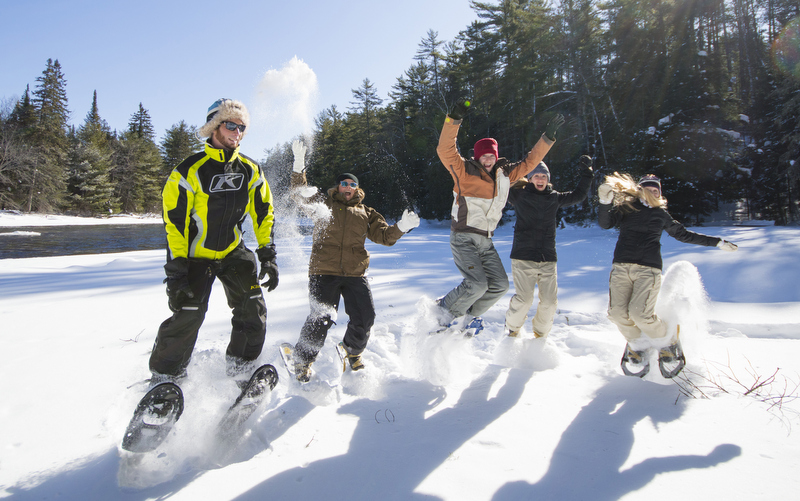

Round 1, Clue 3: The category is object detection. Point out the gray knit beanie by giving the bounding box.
[526,162,550,182]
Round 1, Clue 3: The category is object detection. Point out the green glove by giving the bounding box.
[450,98,471,120]
[545,114,565,141]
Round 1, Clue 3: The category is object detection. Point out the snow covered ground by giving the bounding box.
[1,212,799,500]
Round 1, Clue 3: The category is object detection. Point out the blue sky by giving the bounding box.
[1,0,477,156]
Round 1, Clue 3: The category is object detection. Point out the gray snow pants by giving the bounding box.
[440,231,509,317]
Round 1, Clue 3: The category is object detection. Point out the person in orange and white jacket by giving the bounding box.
[435,98,564,334]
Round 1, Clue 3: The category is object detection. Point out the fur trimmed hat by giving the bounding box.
[197,98,250,139]
[473,138,499,160]
[526,162,550,182]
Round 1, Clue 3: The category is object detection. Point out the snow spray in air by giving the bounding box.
[250,56,319,153]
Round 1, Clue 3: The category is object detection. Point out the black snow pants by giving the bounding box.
[294,275,375,364]
[149,243,267,376]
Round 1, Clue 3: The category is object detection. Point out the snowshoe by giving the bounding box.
[218,364,278,432]
[620,343,650,378]
[658,336,686,379]
[280,342,313,383]
[121,382,184,453]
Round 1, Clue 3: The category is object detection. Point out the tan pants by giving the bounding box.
[607,262,667,342]
[505,260,558,337]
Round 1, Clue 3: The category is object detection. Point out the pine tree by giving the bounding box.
[68,91,118,214]
[110,104,163,213]
[160,120,202,177]
[27,58,70,213]
[128,103,156,141]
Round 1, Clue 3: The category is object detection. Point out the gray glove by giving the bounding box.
[598,183,614,204]
[717,240,738,252]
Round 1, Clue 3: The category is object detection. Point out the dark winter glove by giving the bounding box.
[449,98,471,121]
[257,245,279,292]
[579,155,594,178]
[164,258,194,313]
[544,113,565,141]
[579,155,593,172]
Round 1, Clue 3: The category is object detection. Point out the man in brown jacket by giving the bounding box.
[288,140,420,382]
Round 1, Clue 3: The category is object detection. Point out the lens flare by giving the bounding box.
[773,17,800,79]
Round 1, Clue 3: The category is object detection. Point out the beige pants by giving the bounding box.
[505,260,558,337]
[607,262,667,342]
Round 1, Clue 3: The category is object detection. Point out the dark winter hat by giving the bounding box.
[473,138,499,160]
[526,162,550,182]
[197,98,250,138]
[638,174,661,193]
[336,173,359,186]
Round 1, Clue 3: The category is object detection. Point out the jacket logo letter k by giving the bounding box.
[210,173,245,192]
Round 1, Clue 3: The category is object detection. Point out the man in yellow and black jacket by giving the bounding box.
[149,98,278,383]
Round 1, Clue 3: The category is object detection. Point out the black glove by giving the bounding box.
[579,154,593,173]
[257,245,279,292]
[545,114,565,141]
[449,98,471,120]
[164,258,194,313]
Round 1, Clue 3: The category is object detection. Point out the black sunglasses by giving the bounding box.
[339,181,358,188]
[221,121,246,132]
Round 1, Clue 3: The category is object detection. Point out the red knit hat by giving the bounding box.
[473,138,499,160]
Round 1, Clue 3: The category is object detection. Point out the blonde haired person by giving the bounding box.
[597,173,738,378]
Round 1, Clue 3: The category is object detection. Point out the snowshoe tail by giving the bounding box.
[279,342,296,378]
[218,364,279,432]
[620,344,650,378]
[658,329,686,379]
[336,342,347,373]
[121,382,184,453]
[280,342,312,383]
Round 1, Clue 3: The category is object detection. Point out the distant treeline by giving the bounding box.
[2,1,799,224]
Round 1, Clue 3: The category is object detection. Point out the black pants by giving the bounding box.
[294,275,375,364]
[149,244,267,376]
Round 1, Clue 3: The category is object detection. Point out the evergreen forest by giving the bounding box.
[2,0,799,225]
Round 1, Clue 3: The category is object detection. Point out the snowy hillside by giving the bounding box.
[1,214,799,500]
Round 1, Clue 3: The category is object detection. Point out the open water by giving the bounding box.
[0,224,167,259]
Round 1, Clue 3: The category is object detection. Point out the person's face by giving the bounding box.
[530,173,549,191]
[338,179,357,200]
[211,119,245,150]
[479,153,497,170]
[643,186,661,198]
